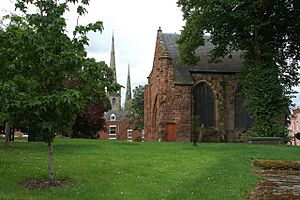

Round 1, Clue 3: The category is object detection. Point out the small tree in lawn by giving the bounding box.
[0,0,118,184]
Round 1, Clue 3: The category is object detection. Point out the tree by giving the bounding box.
[191,116,200,146]
[72,97,111,139]
[177,0,300,140]
[128,85,144,131]
[0,0,118,184]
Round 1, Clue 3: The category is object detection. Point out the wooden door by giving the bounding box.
[166,123,176,142]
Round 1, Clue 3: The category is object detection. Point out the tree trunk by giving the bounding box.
[48,141,54,185]
[4,122,11,149]
[10,128,14,142]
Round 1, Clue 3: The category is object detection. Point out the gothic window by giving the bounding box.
[112,98,116,106]
[234,86,252,129]
[193,83,215,127]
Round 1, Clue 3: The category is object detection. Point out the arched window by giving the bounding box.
[234,87,252,129]
[193,83,215,127]
[112,98,116,106]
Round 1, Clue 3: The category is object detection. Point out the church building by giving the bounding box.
[99,34,142,141]
[144,28,251,142]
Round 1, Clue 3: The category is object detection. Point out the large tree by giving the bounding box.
[177,0,300,139]
[0,0,118,184]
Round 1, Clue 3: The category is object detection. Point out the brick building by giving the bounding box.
[99,110,142,141]
[144,28,251,142]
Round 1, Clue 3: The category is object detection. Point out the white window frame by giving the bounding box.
[127,129,133,139]
[109,125,117,139]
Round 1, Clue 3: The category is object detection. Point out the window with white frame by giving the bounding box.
[127,129,133,139]
[109,125,116,136]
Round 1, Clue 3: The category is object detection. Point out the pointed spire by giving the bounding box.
[110,33,117,83]
[125,63,132,102]
[108,32,121,112]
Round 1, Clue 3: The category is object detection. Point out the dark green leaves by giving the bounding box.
[0,0,114,142]
[177,0,300,139]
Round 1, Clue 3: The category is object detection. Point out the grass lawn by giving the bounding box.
[0,139,299,200]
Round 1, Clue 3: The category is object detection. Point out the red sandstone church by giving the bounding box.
[144,28,251,142]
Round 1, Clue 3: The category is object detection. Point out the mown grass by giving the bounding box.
[0,139,299,200]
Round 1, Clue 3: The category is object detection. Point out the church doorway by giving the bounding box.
[166,123,176,141]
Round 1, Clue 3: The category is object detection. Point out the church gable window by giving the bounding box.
[193,83,215,127]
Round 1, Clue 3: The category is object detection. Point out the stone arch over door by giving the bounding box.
[234,86,252,129]
[193,82,216,127]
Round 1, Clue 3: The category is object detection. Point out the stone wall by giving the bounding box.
[191,73,239,132]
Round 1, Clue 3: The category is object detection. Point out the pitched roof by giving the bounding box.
[160,32,243,85]
[104,110,128,121]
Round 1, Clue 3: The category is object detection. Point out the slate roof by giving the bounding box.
[160,33,243,85]
[104,110,128,121]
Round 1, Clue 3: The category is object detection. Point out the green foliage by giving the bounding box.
[0,0,119,182]
[128,85,144,131]
[177,0,300,138]
[0,139,299,199]
[0,0,117,142]
[124,99,133,112]
[242,65,290,141]
[72,98,110,139]
[191,115,200,146]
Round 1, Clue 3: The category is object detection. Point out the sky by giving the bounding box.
[0,0,185,106]
[1,0,300,107]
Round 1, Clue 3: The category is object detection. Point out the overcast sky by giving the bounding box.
[1,0,299,107]
[0,0,185,106]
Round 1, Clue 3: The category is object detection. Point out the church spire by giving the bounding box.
[125,64,132,102]
[108,33,121,111]
[110,33,117,83]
